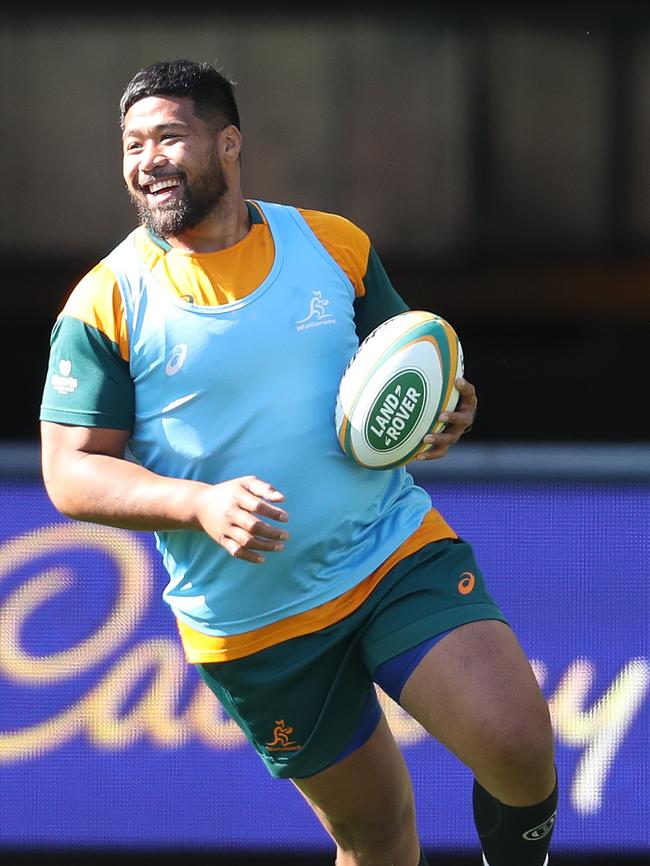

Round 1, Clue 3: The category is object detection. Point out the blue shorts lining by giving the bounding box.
[318,686,382,771]
[372,628,453,703]
[325,629,453,770]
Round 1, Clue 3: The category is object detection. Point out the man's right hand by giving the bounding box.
[195,476,289,564]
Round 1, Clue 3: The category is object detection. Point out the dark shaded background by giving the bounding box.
[3,1,649,447]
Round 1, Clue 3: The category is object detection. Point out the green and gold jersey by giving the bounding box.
[40,200,457,662]
[41,201,409,431]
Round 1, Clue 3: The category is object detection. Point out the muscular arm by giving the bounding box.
[40,422,289,563]
[41,422,205,528]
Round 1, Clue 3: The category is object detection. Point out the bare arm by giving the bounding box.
[40,422,289,563]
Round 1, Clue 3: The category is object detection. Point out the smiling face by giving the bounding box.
[122,95,230,239]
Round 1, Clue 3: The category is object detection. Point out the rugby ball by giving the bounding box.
[335,310,464,470]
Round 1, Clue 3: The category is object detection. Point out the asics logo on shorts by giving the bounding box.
[266,719,301,752]
[457,571,476,595]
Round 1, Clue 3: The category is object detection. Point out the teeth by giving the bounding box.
[149,178,180,193]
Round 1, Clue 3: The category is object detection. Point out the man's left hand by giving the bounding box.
[415,377,478,461]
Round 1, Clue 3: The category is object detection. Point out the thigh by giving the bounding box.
[399,619,555,798]
[292,711,417,835]
[360,537,508,682]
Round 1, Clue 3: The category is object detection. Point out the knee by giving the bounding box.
[475,703,556,799]
[329,792,416,857]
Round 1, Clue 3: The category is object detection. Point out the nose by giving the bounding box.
[138,141,168,173]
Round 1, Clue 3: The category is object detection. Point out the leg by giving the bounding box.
[399,619,557,865]
[399,619,555,804]
[292,712,422,866]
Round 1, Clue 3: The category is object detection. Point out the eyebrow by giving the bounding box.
[122,121,188,138]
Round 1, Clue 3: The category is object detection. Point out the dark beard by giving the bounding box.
[129,164,228,239]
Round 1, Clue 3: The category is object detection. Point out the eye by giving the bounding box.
[124,141,143,152]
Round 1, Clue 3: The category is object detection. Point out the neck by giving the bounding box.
[164,193,250,253]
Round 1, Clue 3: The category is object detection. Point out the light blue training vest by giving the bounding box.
[106,200,432,636]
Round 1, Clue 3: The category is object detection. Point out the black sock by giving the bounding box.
[473,775,558,866]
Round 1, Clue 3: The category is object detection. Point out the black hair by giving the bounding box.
[119,59,240,130]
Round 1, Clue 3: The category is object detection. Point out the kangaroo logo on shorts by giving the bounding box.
[266,719,301,752]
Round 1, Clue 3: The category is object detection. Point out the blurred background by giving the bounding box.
[2,2,650,443]
[0,3,648,865]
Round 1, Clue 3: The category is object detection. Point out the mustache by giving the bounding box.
[136,171,185,191]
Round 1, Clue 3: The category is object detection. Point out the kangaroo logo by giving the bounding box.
[296,290,334,329]
[265,720,301,752]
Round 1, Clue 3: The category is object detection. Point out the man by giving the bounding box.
[40,59,557,866]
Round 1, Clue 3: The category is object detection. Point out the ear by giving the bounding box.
[219,125,242,163]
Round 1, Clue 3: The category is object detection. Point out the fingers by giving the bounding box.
[242,476,286,501]
[207,476,290,563]
[238,490,289,523]
[456,376,477,401]
[449,377,477,426]
[220,524,288,564]
[440,377,477,432]
[416,378,478,462]
[240,476,289,522]
[419,420,466,460]
[416,439,449,461]
[235,509,290,541]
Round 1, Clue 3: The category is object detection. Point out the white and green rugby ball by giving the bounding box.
[335,310,464,470]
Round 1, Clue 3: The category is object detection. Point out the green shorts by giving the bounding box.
[196,537,508,779]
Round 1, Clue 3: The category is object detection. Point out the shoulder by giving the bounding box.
[297,207,371,296]
[60,260,128,358]
[62,261,119,318]
[297,207,370,252]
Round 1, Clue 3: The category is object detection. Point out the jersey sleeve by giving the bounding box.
[353,246,410,342]
[298,208,410,342]
[40,263,134,430]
